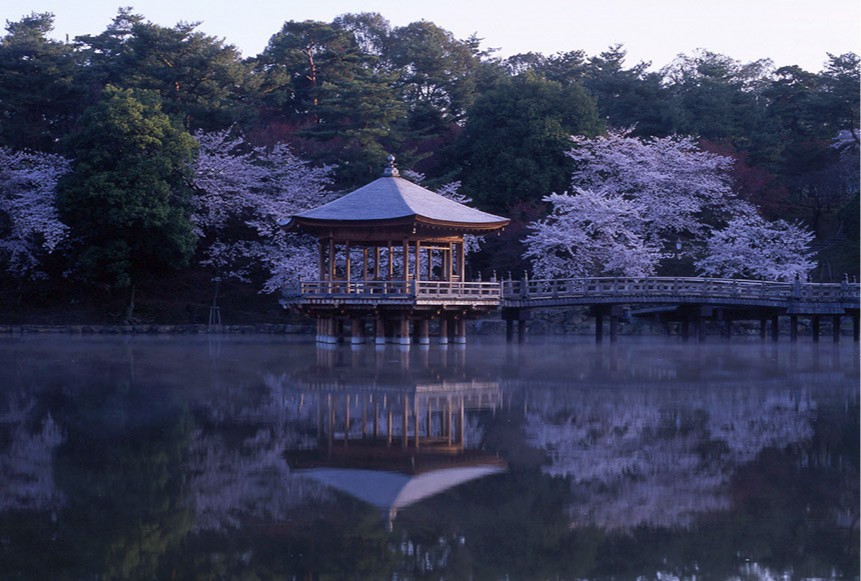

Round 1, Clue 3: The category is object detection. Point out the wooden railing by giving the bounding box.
[284,280,502,303]
[283,276,860,309]
[500,276,860,304]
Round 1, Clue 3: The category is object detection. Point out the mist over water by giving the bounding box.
[0,335,857,579]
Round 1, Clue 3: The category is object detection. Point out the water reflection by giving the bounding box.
[0,335,857,579]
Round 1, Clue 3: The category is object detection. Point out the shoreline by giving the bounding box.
[0,323,312,335]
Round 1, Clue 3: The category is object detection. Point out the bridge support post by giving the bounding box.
[351,317,364,345]
[790,315,798,343]
[399,316,411,345]
[454,318,467,344]
[375,315,386,345]
[609,306,624,343]
[418,319,430,345]
[697,306,712,343]
[771,315,779,342]
[595,311,604,344]
[832,315,841,343]
[853,313,859,342]
[439,316,449,344]
[759,318,767,341]
[506,319,514,343]
[518,320,527,343]
[811,316,820,343]
[681,318,691,342]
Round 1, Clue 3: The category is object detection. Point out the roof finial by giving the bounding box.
[383,153,399,177]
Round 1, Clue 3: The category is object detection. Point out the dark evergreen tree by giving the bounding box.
[0,13,87,151]
[56,86,198,320]
[456,73,602,212]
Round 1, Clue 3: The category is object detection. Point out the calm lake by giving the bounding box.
[0,334,857,580]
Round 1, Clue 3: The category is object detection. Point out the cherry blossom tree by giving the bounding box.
[192,130,334,294]
[695,214,816,281]
[523,129,762,278]
[0,147,70,280]
[523,189,664,278]
[567,129,749,240]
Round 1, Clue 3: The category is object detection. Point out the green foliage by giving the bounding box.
[0,13,87,151]
[0,6,858,311]
[56,86,197,292]
[75,9,254,131]
[456,74,602,211]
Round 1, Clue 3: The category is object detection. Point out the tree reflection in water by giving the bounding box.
[0,335,856,579]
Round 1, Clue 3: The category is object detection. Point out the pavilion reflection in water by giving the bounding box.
[285,345,505,526]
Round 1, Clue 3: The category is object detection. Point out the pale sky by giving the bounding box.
[4,0,859,72]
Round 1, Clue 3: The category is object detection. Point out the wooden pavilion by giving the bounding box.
[282,156,509,344]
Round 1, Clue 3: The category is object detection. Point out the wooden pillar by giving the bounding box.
[374,246,381,279]
[318,240,326,279]
[402,397,408,448]
[344,240,351,285]
[759,318,767,341]
[446,398,452,446]
[402,239,409,281]
[854,313,860,342]
[351,317,364,345]
[832,315,841,343]
[454,317,467,344]
[414,395,420,449]
[363,248,369,280]
[609,314,619,343]
[418,319,430,345]
[771,315,780,342]
[595,311,604,344]
[439,316,449,345]
[680,318,690,342]
[811,316,821,343]
[375,315,386,345]
[790,315,798,342]
[373,403,379,439]
[387,406,393,445]
[399,316,411,345]
[328,238,336,281]
[506,319,514,343]
[517,320,526,344]
[388,241,394,279]
[415,240,422,281]
[456,241,465,280]
[446,244,453,280]
[458,398,466,447]
[427,247,433,280]
[697,315,706,343]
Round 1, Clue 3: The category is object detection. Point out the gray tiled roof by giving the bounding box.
[291,176,508,225]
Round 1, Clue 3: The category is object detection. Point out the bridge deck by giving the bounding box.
[500,277,859,314]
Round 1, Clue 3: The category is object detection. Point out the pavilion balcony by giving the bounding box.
[283,279,502,308]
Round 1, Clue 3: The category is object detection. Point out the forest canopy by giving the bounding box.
[0,9,857,322]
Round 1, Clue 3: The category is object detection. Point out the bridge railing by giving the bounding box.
[501,276,860,302]
[284,280,501,302]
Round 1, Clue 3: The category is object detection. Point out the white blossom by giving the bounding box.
[192,130,335,292]
[524,189,665,278]
[567,129,748,239]
[0,148,70,279]
[695,214,817,281]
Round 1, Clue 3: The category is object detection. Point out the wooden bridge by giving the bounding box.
[284,276,860,344]
[500,276,860,343]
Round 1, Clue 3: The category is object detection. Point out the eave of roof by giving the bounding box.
[282,176,509,231]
